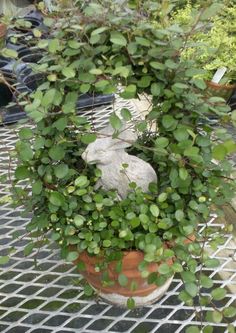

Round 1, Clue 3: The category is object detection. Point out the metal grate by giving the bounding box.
[0,114,236,333]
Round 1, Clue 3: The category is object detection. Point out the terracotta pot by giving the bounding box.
[206,81,236,101]
[0,23,7,39]
[74,250,173,307]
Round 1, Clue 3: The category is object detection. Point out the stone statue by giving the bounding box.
[82,123,157,199]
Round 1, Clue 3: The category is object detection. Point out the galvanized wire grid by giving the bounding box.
[0,109,236,333]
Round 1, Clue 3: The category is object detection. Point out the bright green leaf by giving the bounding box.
[110,32,127,46]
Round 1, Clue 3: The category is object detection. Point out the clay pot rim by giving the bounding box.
[206,80,236,90]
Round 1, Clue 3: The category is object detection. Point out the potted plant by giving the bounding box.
[172,2,236,100]
[2,1,236,331]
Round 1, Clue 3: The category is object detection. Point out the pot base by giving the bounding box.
[96,276,173,307]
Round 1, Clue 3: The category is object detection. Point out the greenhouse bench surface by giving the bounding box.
[0,125,235,333]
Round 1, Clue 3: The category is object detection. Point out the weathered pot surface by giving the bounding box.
[0,23,7,39]
[74,250,174,307]
[206,80,236,100]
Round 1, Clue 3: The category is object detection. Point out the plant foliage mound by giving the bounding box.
[2,0,236,329]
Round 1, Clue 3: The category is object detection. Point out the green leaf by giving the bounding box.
[137,76,152,88]
[200,274,213,289]
[91,27,108,36]
[84,284,94,296]
[212,310,223,323]
[223,306,236,318]
[120,84,137,99]
[181,271,196,283]
[201,3,223,20]
[41,89,56,107]
[212,144,227,161]
[62,67,76,78]
[121,108,132,121]
[15,166,30,180]
[162,115,177,129]
[179,290,193,305]
[158,193,168,202]
[110,32,127,46]
[150,62,165,70]
[211,288,226,301]
[196,136,210,147]
[2,48,18,58]
[139,214,149,224]
[151,83,161,96]
[75,176,88,187]
[81,133,97,144]
[89,68,103,75]
[79,73,96,83]
[28,111,44,122]
[54,164,69,179]
[203,326,213,333]
[227,324,235,333]
[155,137,169,148]
[185,282,198,297]
[51,232,60,241]
[49,146,65,160]
[118,273,128,286]
[172,262,183,272]
[80,83,91,93]
[174,128,189,142]
[165,59,178,69]
[186,327,200,333]
[24,243,34,256]
[48,39,60,53]
[19,128,33,140]
[67,251,79,262]
[77,261,85,271]
[103,240,111,247]
[130,218,140,229]
[193,78,206,90]
[173,83,189,90]
[158,263,171,275]
[204,258,220,268]
[184,147,199,157]
[223,140,236,154]
[135,37,151,47]
[65,225,76,236]
[175,210,184,221]
[68,40,82,49]
[32,180,43,195]
[179,168,188,180]
[127,297,135,309]
[74,215,85,227]
[109,113,122,130]
[150,204,160,217]
[95,80,109,90]
[18,143,34,161]
[49,192,65,206]
[0,256,10,265]
[53,118,68,131]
